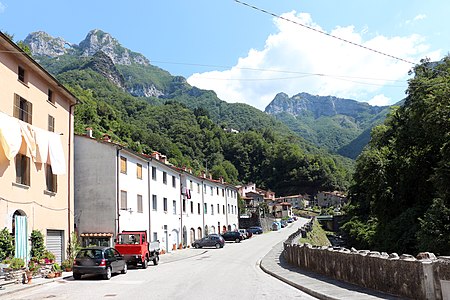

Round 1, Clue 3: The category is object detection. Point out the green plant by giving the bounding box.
[41,250,55,263]
[8,257,25,270]
[27,259,39,275]
[52,263,61,272]
[61,259,72,270]
[0,228,14,261]
[30,230,46,259]
[66,232,82,262]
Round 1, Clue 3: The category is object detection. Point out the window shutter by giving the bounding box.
[27,101,32,124]
[13,94,20,118]
[52,174,58,193]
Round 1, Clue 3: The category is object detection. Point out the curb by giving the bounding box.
[0,275,72,298]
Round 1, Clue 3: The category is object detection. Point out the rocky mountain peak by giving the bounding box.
[24,31,74,57]
[79,29,149,66]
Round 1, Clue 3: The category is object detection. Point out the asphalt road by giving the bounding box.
[8,219,317,300]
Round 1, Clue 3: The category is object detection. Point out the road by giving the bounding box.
[7,219,317,300]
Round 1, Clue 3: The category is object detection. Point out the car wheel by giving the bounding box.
[153,255,159,265]
[73,273,82,280]
[215,243,221,249]
[103,267,112,280]
[121,263,127,274]
[194,243,200,249]
[235,238,240,243]
[142,258,148,269]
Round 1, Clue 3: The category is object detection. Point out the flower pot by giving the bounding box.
[46,272,55,279]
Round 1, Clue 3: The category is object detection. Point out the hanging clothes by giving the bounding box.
[19,121,37,159]
[0,111,22,160]
[34,127,50,163]
[48,132,66,175]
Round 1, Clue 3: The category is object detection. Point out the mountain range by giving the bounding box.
[16,29,396,193]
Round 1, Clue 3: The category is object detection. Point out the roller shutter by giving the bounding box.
[46,230,63,264]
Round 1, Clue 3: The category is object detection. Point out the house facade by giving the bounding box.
[0,32,78,263]
[317,191,347,208]
[74,134,239,253]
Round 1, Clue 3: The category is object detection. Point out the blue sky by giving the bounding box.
[0,1,448,110]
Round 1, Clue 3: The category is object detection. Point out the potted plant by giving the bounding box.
[26,259,39,284]
[61,259,72,272]
[40,250,55,264]
[4,257,25,283]
[52,263,62,277]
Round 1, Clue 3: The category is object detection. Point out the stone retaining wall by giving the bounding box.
[283,223,450,300]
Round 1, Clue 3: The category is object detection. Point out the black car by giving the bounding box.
[221,231,243,243]
[247,226,263,234]
[192,234,225,249]
[73,246,127,280]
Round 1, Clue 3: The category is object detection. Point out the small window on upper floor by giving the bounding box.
[18,66,25,83]
[163,171,167,184]
[120,156,127,174]
[152,167,156,180]
[136,163,143,179]
[45,164,57,193]
[15,154,30,186]
[172,175,176,188]
[48,89,54,104]
[48,115,55,132]
[13,94,32,124]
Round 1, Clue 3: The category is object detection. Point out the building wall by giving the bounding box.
[0,34,75,261]
[74,137,116,237]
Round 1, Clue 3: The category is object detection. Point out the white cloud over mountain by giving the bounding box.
[188,11,440,110]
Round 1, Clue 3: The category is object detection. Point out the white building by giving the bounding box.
[74,133,239,253]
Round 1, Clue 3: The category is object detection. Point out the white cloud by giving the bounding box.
[414,14,427,21]
[368,94,391,106]
[0,2,6,13]
[187,11,439,110]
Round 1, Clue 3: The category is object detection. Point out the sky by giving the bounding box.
[0,1,448,110]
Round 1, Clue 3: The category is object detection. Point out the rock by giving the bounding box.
[416,252,437,260]
[24,31,73,57]
[388,253,399,260]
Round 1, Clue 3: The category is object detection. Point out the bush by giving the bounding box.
[30,230,45,259]
[61,259,72,270]
[8,257,25,270]
[0,228,14,261]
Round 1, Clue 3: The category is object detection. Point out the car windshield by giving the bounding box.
[77,249,103,259]
[117,234,141,244]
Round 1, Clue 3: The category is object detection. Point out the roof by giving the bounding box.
[80,232,114,237]
[0,32,79,105]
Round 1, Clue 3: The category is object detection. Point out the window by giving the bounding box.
[18,66,25,82]
[136,163,142,179]
[197,183,200,193]
[163,172,167,184]
[120,156,127,174]
[210,186,213,195]
[222,189,224,197]
[163,198,168,212]
[182,199,186,212]
[152,167,156,180]
[228,204,230,213]
[211,204,214,215]
[48,89,54,104]
[190,201,194,214]
[152,195,157,211]
[137,195,143,213]
[152,232,158,242]
[203,184,206,194]
[48,115,55,132]
[204,203,207,214]
[216,187,219,195]
[231,205,234,214]
[190,180,193,190]
[45,164,57,192]
[223,205,225,214]
[120,190,127,210]
[173,200,177,215]
[217,204,220,214]
[172,175,176,188]
[13,94,32,124]
[15,154,30,186]
[198,203,201,214]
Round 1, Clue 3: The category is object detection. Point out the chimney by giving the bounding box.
[209,173,213,180]
[201,171,206,178]
[151,151,160,160]
[188,168,192,174]
[160,154,167,164]
[102,134,111,142]
[86,127,93,138]
[219,176,224,184]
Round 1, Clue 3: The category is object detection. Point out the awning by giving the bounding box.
[80,233,114,237]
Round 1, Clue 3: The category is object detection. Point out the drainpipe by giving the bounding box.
[147,160,151,242]
[67,102,77,257]
[201,180,205,237]
[225,187,229,229]
[179,173,183,247]
[116,146,124,238]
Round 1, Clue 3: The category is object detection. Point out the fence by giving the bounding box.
[283,220,450,299]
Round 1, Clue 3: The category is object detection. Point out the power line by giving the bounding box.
[234,0,417,66]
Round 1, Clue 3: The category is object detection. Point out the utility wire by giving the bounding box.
[234,0,416,66]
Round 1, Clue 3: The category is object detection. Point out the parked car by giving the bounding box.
[247,226,263,234]
[271,222,281,231]
[238,229,252,239]
[73,246,127,280]
[281,220,288,228]
[192,234,225,249]
[221,231,243,243]
[287,218,294,223]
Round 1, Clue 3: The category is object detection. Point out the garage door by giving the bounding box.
[46,230,63,264]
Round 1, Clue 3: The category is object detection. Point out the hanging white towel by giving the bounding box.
[19,121,37,159]
[34,127,50,163]
[0,111,22,160]
[48,132,66,175]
